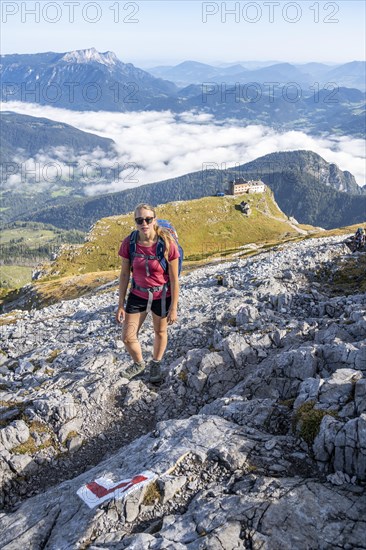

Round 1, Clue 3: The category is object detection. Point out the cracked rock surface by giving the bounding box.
[0,236,365,549]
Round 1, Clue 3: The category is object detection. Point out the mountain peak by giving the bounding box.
[61,48,119,66]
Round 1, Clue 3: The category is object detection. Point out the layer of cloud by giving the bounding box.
[2,102,365,195]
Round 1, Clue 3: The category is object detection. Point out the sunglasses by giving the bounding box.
[135,216,155,225]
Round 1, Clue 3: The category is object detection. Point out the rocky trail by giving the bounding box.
[255,205,308,235]
[0,235,365,549]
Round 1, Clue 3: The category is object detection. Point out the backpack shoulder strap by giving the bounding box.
[129,230,139,266]
[156,236,168,272]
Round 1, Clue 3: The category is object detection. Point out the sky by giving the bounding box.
[1,1,365,66]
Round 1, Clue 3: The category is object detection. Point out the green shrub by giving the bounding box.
[294,401,337,445]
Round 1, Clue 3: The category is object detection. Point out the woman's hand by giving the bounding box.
[116,305,126,324]
[167,306,178,325]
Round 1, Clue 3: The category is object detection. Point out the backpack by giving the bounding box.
[129,219,184,275]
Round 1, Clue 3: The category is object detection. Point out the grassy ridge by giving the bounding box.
[1,227,56,245]
[41,189,307,280]
[0,266,33,289]
[0,222,85,289]
[2,190,364,312]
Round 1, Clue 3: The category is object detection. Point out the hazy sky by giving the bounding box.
[1,1,365,66]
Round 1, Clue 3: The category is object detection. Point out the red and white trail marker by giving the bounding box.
[77,470,156,509]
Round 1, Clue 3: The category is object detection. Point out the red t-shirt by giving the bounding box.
[119,235,179,299]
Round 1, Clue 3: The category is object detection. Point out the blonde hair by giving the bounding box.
[134,203,175,261]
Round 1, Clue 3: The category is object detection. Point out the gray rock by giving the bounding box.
[124,484,146,523]
[222,333,256,367]
[16,359,35,376]
[313,415,343,464]
[0,415,256,548]
[355,379,366,414]
[274,347,318,380]
[0,420,30,451]
[355,346,366,371]
[326,470,356,485]
[318,368,363,410]
[320,342,358,373]
[236,305,259,326]
[246,479,366,549]
[0,234,365,547]
[334,414,366,479]
[67,436,83,453]
[0,407,21,423]
[58,417,83,443]
[201,395,276,430]
[33,391,78,425]
[294,378,323,409]
[159,474,187,504]
[8,454,36,474]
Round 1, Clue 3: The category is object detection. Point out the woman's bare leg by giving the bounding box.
[151,312,168,361]
[122,311,148,362]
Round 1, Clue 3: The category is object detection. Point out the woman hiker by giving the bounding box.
[115,203,180,383]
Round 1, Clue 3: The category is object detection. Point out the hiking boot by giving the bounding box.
[149,360,163,384]
[123,360,145,380]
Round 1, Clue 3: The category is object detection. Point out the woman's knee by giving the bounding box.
[122,335,138,346]
[154,327,167,339]
[122,323,139,345]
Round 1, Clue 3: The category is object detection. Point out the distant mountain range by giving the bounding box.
[178,83,365,136]
[13,150,366,231]
[1,50,364,233]
[0,48,177,112]
[148,60,366,90]
[1,50,365,137]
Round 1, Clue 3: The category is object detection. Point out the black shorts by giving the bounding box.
[125,292,171,318]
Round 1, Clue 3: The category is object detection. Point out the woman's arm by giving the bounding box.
[115,257,131,323]
[167,258,179,325]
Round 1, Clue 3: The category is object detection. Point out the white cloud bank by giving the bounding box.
[2,102,365,194]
